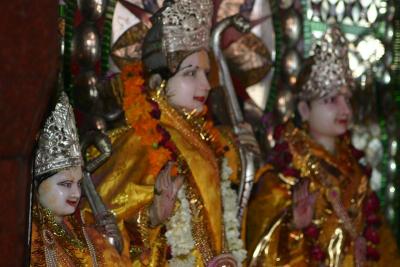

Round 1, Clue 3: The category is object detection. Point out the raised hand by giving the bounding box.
[149,162,184,226]
[354,236,366,267]
[292,179,318,229]
[207,254,237,267]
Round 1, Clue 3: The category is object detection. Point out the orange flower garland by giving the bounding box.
[121,62,175,178]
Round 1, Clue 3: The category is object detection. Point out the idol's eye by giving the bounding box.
[183,69,196,77]
[77,180,82,188]
[323,96,337,104]
[58,181,72,188]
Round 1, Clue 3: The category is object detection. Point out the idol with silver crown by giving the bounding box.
[246,26,400,266]
[30,92,130,267]
[82,0,247,266]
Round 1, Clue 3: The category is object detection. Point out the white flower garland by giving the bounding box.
[168,255,196,267]
[165,158,247,266]
[165,184,195,266]
[220,158,247,265]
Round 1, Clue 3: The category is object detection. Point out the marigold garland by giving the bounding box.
[121,62,245,264]
[121,62,176,178]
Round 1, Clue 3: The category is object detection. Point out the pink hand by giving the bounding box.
[292,180,318,229]
[354,236,366,267]
[207,254,237,267]
[150,162,184,225]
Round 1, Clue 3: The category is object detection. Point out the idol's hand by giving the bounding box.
[149,162,184,226]
[96,211,124,253]
[236,122,261,156]
[354,236,366,267]
[292,179,318,229]
[207,254,237,267]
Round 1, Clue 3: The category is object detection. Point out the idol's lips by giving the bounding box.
[336,118,348,125]
[194,96,206,103]
[66,200,78,207]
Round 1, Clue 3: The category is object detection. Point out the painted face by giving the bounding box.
[38,166,82,223]
[300,86,352,139]
[165,49,211,113]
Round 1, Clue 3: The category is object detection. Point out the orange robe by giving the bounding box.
[87,94,243,266]
[30,205,130,267]
[246,123,399,267]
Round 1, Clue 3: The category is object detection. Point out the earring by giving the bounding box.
[155,80,167,97]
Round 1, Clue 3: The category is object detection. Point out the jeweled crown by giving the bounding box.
[299,26,354,100]
[160,0,213,54]
[34,92,83,177]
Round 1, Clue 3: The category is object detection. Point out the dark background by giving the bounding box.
[0,1,58,265]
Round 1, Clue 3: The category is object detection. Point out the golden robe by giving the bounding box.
[246,123,399,267]
[30,205,129,267]
[89,95,243,266]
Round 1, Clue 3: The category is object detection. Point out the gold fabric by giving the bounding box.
[246,123,400,267]
[86,96,240,266]
[30,205,130,267]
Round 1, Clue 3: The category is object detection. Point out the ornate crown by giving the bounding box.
[34,92,83,177]
[299,26,354,100]
[160,0,213,54]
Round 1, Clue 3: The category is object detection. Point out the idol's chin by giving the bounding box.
[334,129,347,137]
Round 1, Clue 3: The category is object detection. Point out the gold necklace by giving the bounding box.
[181,109,216,144]
[35,205,86,249]
[34,204,100,266]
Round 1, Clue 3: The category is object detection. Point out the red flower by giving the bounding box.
[363,192,380,215]
[163,140,178,161]
[273,152,292,171]
[272,142,293,170]
[350,145,365,160]
[166,245,172,260]
[273,124,285,140]
[274,142,289,153]
[364,226,380,244]
[366,245,380,261]
[304,224,320,239]
[149,100,161,119]
[366,213,381,226]
[310,245,326,262]
[282,167,300,178]
[363,165,372,178]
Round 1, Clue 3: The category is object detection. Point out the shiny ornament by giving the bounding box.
[276,88,294,122]
[382,70,391,84]
[282,49,301,77]
[335,1,345,22]
[385,205,396,223]
[388,158,397,174]
[385,183,396,201]
[72,23,101,67]
[282,11,301,43]
[90,116,107,131]
[77,0,108,21]
[384,24,394,43]
[389,139,398,157]
[73,71,102,112]
[102,99,123,122]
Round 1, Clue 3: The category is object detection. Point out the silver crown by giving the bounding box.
[161,0,213,54]
[299,26,354,100]
[34,92,83,177]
